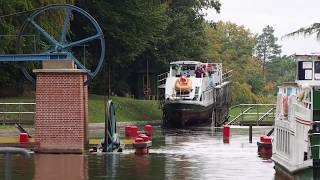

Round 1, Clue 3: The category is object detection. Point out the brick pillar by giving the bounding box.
[34,69,88,153]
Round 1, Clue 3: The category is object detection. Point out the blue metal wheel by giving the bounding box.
[16,4,105,84]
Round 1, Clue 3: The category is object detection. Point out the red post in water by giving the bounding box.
[144,125,153,139]
[19,133,29,145]
[257,136,272,159]
[134,137,149,155]
[131,126,138,138]
[223,125,230,137]
[138,134,150,142]
[223,125,230,144]
[125,126,132,138]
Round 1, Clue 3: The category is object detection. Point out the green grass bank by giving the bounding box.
[0,95,161,123]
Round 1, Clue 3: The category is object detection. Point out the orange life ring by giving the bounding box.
[175,77,192,92]
[282,96,287,115]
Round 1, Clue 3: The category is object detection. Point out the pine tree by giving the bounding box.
[255,25,281,77]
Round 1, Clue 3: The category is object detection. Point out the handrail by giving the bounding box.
[0,103,35,105]
[0,147,30,180]
[257,107,275,125]
[0,103,35,124]
[237,103,276,106]
[157,72,169,82]
[227,106,253,125]
[222,70,233,82]
[0,147,30,158]
[227,104,276,126]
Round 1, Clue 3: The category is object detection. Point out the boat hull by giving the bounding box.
[274,162,313,180]
[162,102,213,127]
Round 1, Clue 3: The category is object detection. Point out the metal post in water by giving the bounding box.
[4,152,11,180]
[249,125,252,143]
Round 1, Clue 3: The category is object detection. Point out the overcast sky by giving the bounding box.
[205,0,320,55]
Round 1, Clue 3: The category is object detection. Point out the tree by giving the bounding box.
[155,0,221,62]
[285,23,320,39]
[255,25,281,78]
[265,55,296,84]
[206,21,256,83]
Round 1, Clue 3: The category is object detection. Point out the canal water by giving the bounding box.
[0,126,297,180]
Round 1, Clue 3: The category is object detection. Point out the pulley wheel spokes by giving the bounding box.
[16,4,105,85]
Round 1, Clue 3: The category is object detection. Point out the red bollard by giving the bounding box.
[223,125,230,137]
[257,136,272,159]
[223,137,230,144]
[260,136,272,143]
[134,137,151,155]
[125,126,138,138]
[138,134,149,142]
[19,133,29,145]
[131,126,138,138]
[223,125,230,144]
[144,125,152,139]
[125,126,132,138]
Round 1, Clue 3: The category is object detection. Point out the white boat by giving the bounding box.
[273,54,320,179]
[159,61,231,127]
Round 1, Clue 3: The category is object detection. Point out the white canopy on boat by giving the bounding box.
[170,61,201,65]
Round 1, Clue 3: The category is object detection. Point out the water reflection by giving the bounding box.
[33,154,87,180]
[2,126,315,179]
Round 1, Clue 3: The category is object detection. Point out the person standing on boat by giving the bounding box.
[175,64,182,77]
[195,65,201,78]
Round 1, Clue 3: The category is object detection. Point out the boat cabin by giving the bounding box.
[169,61,222,86]
[296,54,320,85]
[277,82,298,117]
[169,61,199,78]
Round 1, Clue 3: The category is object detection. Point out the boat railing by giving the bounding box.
[0,103,35,125]
[222,70,233,83]
[214,82,232,107]
[201,88,214,102]
[174,88,193,99]
[157,71,169,104]
[157,71,169,88]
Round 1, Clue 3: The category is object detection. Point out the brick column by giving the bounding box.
[34,69,88,153]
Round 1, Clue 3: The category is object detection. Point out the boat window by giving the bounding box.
[176,65,196,77]
[287,87,292,96]
[315,61,320,79]
[298,61,313,80]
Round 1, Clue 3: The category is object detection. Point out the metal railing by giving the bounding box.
[0,147,30,180]
[228,104,276,126]
[157,71,169,88]
[222,70,233,82]
[0,103,35,125]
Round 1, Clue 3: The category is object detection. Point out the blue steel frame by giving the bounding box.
[0,4,105,84]
[103,100,120,152]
